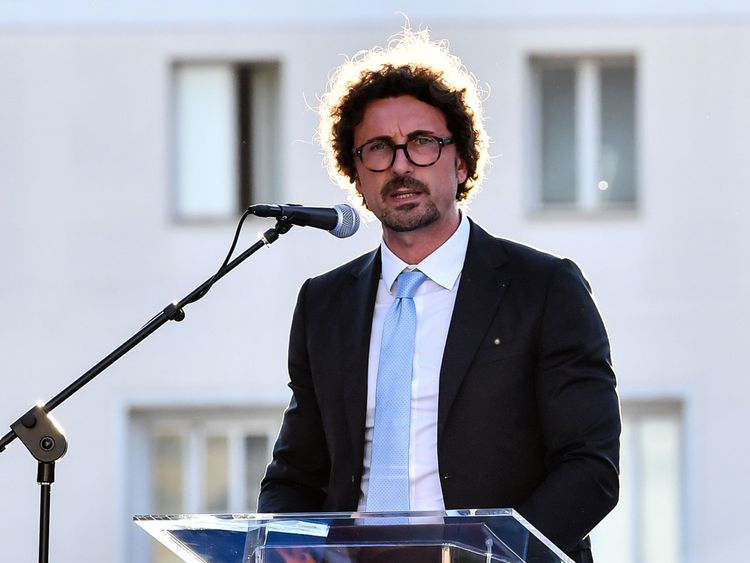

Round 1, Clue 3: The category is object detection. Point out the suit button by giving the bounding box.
[443,474,453,480]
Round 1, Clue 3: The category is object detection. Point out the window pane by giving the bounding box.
[591,403,681,563]
[591,421,635,563]
[153,435,183,513]
[244,435,269,511]
[205,435,230,512]
[540,66,577,205]
[153,542,181,563]
[152,435,184,563]
[599,64,636,205]
[641,416,681,563]
[174,64,237,219]
[238,63,281,208]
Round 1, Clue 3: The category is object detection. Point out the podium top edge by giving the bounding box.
[133,507,517,521]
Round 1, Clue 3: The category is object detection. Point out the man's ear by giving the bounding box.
[456,157,468,185]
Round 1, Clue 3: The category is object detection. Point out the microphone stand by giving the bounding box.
[0,219,295,563]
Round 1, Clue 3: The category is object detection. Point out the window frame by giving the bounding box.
[171,60,281,223]
[126,405,284,563]
[528,54,639,216]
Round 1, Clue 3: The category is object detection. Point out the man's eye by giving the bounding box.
[411,135,436,146]
[367,141,390,153]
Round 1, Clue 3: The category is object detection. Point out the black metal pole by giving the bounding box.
[38,462,55,563]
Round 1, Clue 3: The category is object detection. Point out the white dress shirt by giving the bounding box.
[358,213,470,511]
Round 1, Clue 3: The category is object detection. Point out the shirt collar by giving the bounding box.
[380,212,470,293]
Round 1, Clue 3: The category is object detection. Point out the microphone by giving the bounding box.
[248,203,360,239]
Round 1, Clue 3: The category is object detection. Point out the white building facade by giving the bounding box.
[1,3,749,562]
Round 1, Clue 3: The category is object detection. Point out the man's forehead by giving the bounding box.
[355,96,448,142]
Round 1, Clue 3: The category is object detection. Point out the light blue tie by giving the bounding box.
[367,270,428,512]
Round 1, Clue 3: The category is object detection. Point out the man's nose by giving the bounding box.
[390,145,414,175]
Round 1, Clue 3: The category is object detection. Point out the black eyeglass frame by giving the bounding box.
[353,135,455,172]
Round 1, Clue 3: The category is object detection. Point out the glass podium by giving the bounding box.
[135,508,574,563]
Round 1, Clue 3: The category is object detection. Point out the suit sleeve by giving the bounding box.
[517,258,621,552]
[258,279,331,512]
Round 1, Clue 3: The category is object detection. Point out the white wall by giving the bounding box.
[3,0,750,25]
[1,12,748,563]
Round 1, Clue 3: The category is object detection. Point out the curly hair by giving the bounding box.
[318,27,490,208]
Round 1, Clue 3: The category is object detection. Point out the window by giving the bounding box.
[127,406,283,563]
[592,400,683,563]
[530,56,637,212]
[173,61,280,221]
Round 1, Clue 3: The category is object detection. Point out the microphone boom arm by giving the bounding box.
[0,218,294,563]
[1,219,293,453]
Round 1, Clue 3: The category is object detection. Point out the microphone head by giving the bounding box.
[330,204,360,238]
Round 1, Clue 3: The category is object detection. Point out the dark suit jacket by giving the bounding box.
[259,220,620,563]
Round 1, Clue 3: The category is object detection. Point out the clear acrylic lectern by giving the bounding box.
[135,508,573,563]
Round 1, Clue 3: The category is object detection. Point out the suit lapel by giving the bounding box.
[438,221,511,429]
[342,249,381,454]
[336,224,509,454]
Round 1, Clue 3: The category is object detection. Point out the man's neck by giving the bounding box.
[382,211,461,264]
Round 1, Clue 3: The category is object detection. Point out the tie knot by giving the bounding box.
[394,270,428,299]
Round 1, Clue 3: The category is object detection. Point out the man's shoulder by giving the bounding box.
[306,247,380,290]
[468,220,566,271]
[467,219,595,292]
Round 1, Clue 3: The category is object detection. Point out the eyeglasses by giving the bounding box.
[354,134,454,172]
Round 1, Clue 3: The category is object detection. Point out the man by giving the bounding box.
[259,29,620,563]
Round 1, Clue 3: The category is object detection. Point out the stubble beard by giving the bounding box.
[377,176,440,233]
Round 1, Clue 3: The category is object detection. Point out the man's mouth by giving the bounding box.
[382,177,429,202]
[391,189,422,200]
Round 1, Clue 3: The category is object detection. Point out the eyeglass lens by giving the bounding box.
[360,136,443,171]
